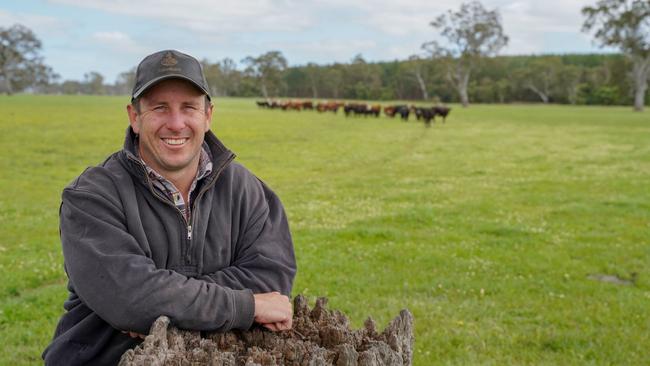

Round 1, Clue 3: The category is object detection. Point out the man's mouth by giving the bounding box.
[162,138,188,146]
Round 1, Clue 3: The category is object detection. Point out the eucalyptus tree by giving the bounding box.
[242,51,288,98]
[404,55,430,100]
[0,24,52,94]
[583,0,650,111]
[115,68,136,95]
[201,60,222,96]
[304,62,321,98]
[423,1,508,107]
[83,71,105,95]
[513,57,564,103]
[557,64,583,104]
[217,58,241,97]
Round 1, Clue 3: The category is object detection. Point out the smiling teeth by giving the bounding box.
[164,138,186,145]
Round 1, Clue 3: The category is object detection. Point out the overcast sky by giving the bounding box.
[1,0,614,83]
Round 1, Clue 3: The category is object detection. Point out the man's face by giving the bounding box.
[127,79,213,180]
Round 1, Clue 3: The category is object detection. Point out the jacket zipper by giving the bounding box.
[183,154,235,263]
[127,153,235,265]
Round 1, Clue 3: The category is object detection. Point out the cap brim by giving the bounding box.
[132,74,211,100]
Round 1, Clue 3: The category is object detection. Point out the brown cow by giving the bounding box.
[316,101,341,113]
[384,106,397,117]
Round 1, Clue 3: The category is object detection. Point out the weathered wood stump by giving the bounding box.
[119,295,414,365]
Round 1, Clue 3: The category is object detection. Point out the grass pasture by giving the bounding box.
[0,95,649,365]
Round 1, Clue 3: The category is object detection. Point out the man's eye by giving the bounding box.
[153,106,167,111]
[185,105,198,110]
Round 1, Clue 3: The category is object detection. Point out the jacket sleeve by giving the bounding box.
[60,182,255,335]
[198,171,297,296]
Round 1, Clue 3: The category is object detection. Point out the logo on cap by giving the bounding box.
[161,52,178,67]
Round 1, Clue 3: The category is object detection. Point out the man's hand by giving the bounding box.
[253,292,293,331]
[121,330,146,339]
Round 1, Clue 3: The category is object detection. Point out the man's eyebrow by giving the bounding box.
[146,100,168,107]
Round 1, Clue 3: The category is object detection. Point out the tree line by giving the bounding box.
[202,51,639,107]
[8,45,639,108]
[1,0,648,110]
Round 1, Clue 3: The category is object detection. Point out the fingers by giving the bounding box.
[276,317,292,331]
[253,292,293,325]
[262,323,280,332]
[121,330,146,339]
[276,316,292,331]
[275,321,291,331]
[261,319,292,332]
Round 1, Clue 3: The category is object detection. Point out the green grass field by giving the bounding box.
[0,95,649,365]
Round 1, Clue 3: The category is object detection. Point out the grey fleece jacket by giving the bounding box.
[43,127,296,366]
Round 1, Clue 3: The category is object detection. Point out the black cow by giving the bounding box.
[411,105,452,126]
[395,105,410,121]
[433,106,451,123]
[411,107,436,127]
[411,106,422,121]
[344,103,380,117]
[420,108,436,127]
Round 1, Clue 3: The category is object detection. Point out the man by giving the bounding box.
[43,50,296,365]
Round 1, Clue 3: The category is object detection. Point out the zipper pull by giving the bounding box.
[187,225,192,241]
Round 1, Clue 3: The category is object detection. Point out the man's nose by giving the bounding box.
[165,108,186,131]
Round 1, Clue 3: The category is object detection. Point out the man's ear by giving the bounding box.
[127,104,140,134]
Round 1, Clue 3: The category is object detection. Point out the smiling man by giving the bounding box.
[43,50,297,365]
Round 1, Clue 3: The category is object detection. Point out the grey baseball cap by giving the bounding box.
[131,49,211,100]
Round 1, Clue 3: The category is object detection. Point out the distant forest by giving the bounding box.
[40,52,644,106]
[5,0,650,108]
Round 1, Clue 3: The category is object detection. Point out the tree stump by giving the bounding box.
[119,295,414,366]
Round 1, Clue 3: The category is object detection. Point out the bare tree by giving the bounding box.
[422,1,508,107]
[583,0,650,111]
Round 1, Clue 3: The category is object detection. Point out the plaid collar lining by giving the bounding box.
[136,139,213,221]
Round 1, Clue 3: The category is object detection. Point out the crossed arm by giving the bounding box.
[60,172,296,336]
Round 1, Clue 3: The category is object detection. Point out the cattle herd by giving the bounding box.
[255,100,451,127]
